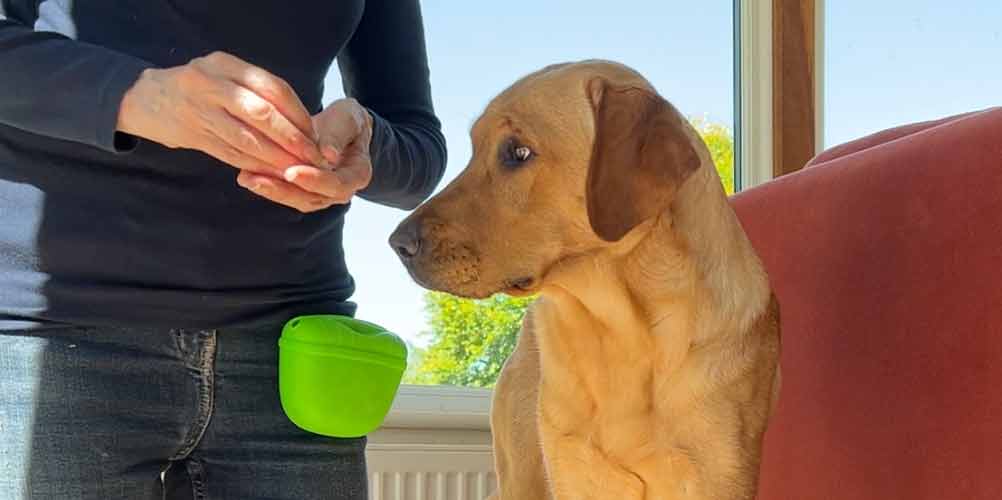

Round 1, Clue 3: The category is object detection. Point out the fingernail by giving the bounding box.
[243,177,264,190]
[283,169,297,182]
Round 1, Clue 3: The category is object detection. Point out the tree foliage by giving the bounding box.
[690,117,735,195]
[405,292,535,387]
[408,121,733,387]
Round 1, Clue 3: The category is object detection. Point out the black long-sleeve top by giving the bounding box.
[0,0,447,329]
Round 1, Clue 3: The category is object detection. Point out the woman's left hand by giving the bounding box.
[237,98,374,212]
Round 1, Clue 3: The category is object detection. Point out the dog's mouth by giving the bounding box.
[502,276,539,297]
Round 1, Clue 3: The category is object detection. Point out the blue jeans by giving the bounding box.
[0,324,367,500]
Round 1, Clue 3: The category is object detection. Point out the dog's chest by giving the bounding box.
[532,301,673,459]
[529,298,731,499]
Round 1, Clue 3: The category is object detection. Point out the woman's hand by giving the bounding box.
[117,51,327,176]
[236,98,374,213]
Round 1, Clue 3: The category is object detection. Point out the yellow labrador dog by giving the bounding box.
[390,60,781,500]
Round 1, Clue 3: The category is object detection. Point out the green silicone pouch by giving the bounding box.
[278,315,407,438]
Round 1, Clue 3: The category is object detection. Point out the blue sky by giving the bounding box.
[824,1,1001,145]
[323,1,1000,346]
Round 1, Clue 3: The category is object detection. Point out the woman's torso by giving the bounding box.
[0,0,368,329]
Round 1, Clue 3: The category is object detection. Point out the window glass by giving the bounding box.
[824,1,1001,147]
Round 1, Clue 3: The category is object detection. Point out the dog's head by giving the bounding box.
[390,60,704,298]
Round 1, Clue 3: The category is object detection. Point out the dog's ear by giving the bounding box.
[585,77,701,242]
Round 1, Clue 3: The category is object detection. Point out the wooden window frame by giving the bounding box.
[772,0,823,177]
[737,0,823,188]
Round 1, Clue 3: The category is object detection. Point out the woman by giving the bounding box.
[0,1,446,499]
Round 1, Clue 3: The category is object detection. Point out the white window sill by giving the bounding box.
[380,384,493,431]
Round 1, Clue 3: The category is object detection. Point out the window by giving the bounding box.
[823,1,1001,148]
[323,1,739,388]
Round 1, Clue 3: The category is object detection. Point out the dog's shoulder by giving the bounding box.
[753,292,781,347]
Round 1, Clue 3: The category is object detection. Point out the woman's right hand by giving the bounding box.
[116,51,326,175]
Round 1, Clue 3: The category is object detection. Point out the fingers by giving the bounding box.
[197,52,315,136]
[184,54,378,212]
[201,138,280,176]
[320,144,340,166]
[237,171,339,213]
[316,112,357,155]
[282,165,361,201]
[334,156,373,191]
[279,98,374,207]
[313,99,369,159]
[214,81,327,167]
[204,109,303,175]
[196,52,326,167]
[238,155,371,212]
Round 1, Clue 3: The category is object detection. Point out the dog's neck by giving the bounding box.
[542,164,770,346]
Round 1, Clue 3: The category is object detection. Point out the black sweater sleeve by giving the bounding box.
[336,0,448,210]
[0,12,152,153]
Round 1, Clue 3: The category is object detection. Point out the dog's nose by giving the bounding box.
[389,219,423,260]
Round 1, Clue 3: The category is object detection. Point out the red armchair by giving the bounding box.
[733,107,1002,499]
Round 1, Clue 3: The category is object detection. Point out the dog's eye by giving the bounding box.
[500,138,534,167]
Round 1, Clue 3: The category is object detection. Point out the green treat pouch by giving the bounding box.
[278,315,407,438]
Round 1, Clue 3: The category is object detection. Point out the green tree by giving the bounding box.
[690,117,735,195]
[409,121,733,387]
[406,292,535,387]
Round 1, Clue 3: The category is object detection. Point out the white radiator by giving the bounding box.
[369,470,496,500]
[367,441,497,500]
[366,386,497,500]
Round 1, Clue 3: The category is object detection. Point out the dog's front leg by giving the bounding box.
[490,316,552,500]
[539,430,645,500]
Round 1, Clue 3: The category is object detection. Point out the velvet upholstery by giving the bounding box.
[731,108,1002,499]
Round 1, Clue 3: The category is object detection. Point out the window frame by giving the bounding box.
[736,0,773,189]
